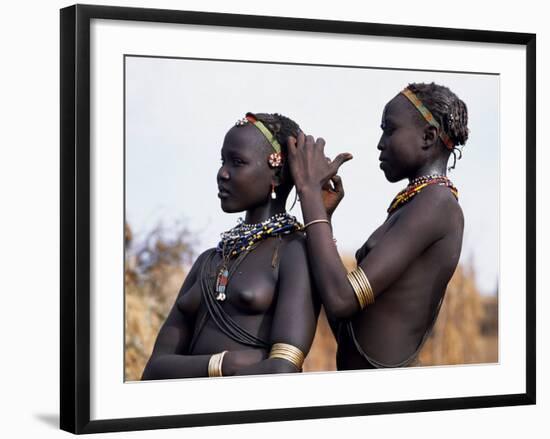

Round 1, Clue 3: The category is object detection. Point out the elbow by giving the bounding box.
[319,278,360,321]
[323,293,358,321]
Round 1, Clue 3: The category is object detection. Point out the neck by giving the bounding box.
[409,160,448,183]
[244,199,287,224]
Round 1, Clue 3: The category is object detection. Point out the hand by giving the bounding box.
[222,349,268,376]
[287,132,353,194]
[321,174,345,218]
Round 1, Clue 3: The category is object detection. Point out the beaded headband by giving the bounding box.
[400,88,454,151]
[235,113,283,168]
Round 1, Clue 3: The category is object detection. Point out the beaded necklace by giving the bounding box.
[214,212,303,301]
[387,174,458,215]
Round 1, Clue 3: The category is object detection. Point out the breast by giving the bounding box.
[355,214,401,262]
[225,271,277,314]
[355,225,387,262]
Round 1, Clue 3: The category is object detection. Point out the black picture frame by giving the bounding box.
[60,3,536,434]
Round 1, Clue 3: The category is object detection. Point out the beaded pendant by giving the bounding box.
[215,267,229,301]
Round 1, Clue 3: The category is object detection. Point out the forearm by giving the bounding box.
[141,353,211,380]
[299,187,360,319]
[230,358,298,376]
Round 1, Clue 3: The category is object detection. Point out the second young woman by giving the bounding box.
[288,82,469,369]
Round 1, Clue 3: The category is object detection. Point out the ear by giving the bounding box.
[422,125,438,149]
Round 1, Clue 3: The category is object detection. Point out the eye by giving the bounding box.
[232,157,245,166]
[381,123,394,135]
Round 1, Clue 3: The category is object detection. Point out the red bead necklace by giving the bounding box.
[387,175,458,215]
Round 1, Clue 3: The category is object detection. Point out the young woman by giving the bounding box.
[287,82,469,369]
[141,113,319,379]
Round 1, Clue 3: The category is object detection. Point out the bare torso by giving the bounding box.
[336,186,464,369]
[177,237,283,354]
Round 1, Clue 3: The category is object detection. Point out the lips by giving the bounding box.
[218,186,230,198]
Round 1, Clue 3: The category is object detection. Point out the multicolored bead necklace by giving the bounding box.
[214,212,303,301]
[387,174,458,215]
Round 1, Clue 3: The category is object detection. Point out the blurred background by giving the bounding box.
[124,56,499,381]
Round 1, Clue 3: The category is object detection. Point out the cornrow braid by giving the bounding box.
[406,82,469,170]
[248,112,302,151]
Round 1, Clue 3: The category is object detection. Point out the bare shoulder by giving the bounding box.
[402,184,464,236]
[413,184,462,217]
[195,247,217,260]
[279,231,309,265]
[280,230,307,248]
[282,230,307,244]
[177,247,216,296]
[190,247,216,269]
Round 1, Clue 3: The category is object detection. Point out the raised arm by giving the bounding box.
[229,234,320,375]
[287,133,458,320]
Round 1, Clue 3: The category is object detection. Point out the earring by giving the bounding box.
[271,183,277,199]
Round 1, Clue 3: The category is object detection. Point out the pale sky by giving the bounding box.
[125,56,499,295]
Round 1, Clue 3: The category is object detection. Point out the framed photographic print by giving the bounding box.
[60,4,536,434]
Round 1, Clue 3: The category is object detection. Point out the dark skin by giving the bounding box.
[141,124,319,380]
[287,94,464,368]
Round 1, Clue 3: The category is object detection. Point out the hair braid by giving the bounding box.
[406,82,469,169]
[249,112,301,150]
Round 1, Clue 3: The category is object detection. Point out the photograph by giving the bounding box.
[59,3,535,433]
[3,0,547,437]
[124,55,500,381]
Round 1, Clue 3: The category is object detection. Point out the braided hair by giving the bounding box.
[406,82,469,170]
[246,112,302,194]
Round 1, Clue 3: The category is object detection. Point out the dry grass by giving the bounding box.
[125,223,498,380]
[417,265,498,366]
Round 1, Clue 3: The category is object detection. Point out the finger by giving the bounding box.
[287,136,297,157]
[296,132,305,148]
[305,134,315,149]
[323,175,337,191]
[331,175,344,193]
[328,152,353,175]
[315,137,326,151]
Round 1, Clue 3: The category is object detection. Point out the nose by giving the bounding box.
[377,136,385,151]
[217,165,230,182]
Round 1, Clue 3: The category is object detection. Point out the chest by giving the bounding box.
[355,212,400,262]
[177,245,279,316]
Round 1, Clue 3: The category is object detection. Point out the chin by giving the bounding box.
[220,202,237,213]
[386,175,402,183]
[381,168,405,184]
[381,169,396,183]
[219,200,245,214]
